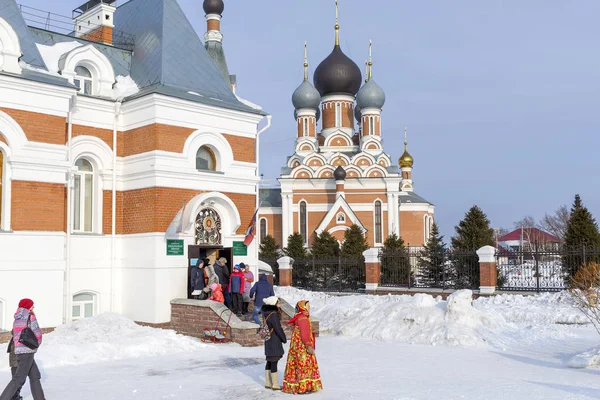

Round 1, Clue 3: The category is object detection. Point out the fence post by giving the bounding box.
[277,256,294,287]
[363,248,380,293]
[477,245,497,295]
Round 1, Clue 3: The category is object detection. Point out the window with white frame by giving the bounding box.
[196,146,216,171]
[260,218,267,242]
[74,65,93,95]
[425,216,433,242]
[303,118,309,137]
[336,212,346,224]
[374,201,383,245]
[72,293,96,320]
[369,117,375,135]
[335,103,342,127]
[299,201,308,245]
[73,158,94,232]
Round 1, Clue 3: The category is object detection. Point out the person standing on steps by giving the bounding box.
[229,265,245,315]
[0,299,46,400]
[214,257,231,308]
[282,300,322,394]
[261,296,287,391]
[242,263,254,315]
[250,274,275,325]
[190,259,206,299]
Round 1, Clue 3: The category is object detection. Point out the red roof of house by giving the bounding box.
[497,228,561,243]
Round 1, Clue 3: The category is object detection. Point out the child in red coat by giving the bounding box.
[209,283,224,303]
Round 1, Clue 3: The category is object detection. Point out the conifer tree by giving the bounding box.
[380,233,411,285]
[258,235,280,260]
[451,206,494,288]
[417,223,447,287]
[311,231,340,258]
[283,232,308,260]
[564,194,600,280]
[341,224,369,258]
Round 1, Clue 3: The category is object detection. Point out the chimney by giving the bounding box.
[73,0,116,45]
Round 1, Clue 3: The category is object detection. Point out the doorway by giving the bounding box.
[187,245,233,299]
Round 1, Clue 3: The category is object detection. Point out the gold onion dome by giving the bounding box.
[399,144,414,168]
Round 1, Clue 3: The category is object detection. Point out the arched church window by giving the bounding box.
[300,201,307,245]
[303,118,309,137]
[196,146,216,171]
[369,117,375,135]
[260,218,267,242]
[335,103,342,127]
[73,158,94,232]
[374,201,382,245]
[195,208,222,245]
[74,65,93,95]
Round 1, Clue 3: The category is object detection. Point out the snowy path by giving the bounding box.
[3,332,600,400]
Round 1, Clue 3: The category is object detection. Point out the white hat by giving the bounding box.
[263,296,279,306]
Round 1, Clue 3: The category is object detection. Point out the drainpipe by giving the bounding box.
[255,115,272,263]
[64,95,78,324]
[111,99,123,312]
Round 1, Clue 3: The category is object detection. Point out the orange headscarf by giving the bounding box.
[288,300,311,325]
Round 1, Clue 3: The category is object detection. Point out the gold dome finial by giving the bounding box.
[335,0,340,46]
[303,41,309,81]
[399,127,414,168]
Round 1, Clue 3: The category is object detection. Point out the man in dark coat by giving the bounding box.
[190,259,206,299]
[261,296,287,390]
[250,274,275,324]
[213,258,231,307]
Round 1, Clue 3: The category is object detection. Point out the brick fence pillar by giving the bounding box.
[363,248,381,293]
[477,245,497,295]
[277,256,294,287]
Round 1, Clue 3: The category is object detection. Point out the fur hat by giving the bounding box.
[18,298,34,310]
[263,296,279,306]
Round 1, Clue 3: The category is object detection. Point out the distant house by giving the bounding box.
[497,228,562,251]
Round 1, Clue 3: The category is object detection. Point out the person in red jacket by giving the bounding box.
[282,300,322,394]
[209,283,224,303]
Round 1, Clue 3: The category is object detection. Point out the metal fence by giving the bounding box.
[291,257,366,293]
[379,248,480,290]
[496,246,600,292]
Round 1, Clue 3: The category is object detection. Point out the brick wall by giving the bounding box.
[400,211,428,247]
[81,26,113,45]
[0,134,7,145]
[102,190,123,235]
[222,133,255,163]
[0,107,66,145]
[73,124,116,149]
[11,181,66,231]
[262,213,282,246]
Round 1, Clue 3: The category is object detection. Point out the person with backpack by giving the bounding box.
[0,298,46,400]
[5,330,23,400]
[250,274,275,324]
[260,296,287,391]
[229,265,245,315]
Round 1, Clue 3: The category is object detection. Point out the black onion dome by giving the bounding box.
[313,45,362,96]
[334,165,347,181]
[203,0,224,15]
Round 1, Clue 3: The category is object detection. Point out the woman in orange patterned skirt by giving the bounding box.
[282,300,323,394]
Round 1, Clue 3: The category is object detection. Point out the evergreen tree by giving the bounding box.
[380,233,411,286]
[341,224,369,258]
[258,235,280,260]
[311,231,340,258]
[451,206,494,288]
[564,194,600,280]
[417,223,447,287]
[283,232,308,260]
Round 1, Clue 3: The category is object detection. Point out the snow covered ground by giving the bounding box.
[1,289,600,399]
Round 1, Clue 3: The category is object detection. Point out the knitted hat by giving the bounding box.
[233,264,241,271]
[239,262,246,269]
[18,298,34,310]
[263,296,279,306]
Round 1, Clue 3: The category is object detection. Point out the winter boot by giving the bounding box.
[265,370,272,389]
[271,372,281,391]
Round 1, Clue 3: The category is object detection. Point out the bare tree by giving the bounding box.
[539,205,569,241]
[513,216,536,230]
[569,262,600,335]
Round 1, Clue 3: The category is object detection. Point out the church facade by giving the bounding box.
[0,0,267,328]
[258,9,435,252]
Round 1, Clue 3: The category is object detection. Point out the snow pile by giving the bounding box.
[568,345,600,368]
[32,313,205,369]
[474,292,587,326]
[235,94,262,110]
[36,42,82,74]
[276,287,506,348]
[112,75,139,99]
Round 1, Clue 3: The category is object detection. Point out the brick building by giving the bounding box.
[258,6,435,252]
[0,0,269,328]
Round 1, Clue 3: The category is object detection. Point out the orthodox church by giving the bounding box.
[259,5,435,251]
[0,0,267,328]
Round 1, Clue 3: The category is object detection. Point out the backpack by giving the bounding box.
[258,312,275,341]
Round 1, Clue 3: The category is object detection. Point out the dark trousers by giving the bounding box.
[265,359,280,372]
[223,285,232,308]
[9,368,22,400]
[0,353,45,400]
[232,293,243,314]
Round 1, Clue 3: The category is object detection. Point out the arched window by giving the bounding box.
[260,218,267,242]
[196,146,216,171]
[74,65,93,95]
[303,118,309,137]
[72,292,96,320]
[425,216,433,242]
[299,201,307,245]
[335,103,342,127]
[369,117,375,135]
[73,158,94,232]
[374,201,382,245]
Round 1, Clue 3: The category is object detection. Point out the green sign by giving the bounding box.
[233,241,248,256]
[166,239,184,256]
